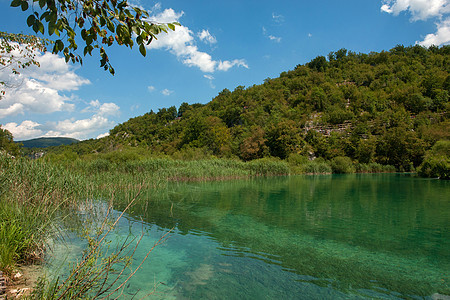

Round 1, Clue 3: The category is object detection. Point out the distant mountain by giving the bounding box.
[18,137,79,148]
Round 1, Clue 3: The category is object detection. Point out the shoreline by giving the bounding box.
[1,264,42,299]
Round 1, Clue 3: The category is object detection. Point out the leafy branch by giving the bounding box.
[9,0,179,75]
[0,31,49,96]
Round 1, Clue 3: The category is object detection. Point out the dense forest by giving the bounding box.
[7,45,450,176]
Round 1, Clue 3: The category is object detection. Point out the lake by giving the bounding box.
[48,174,449,299]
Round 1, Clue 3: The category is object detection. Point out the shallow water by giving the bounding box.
[48,174,449,299]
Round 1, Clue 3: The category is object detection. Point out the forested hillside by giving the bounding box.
[19,137,79,148]
[54,45,449,172]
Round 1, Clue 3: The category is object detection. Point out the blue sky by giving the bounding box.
[1,0,449,140]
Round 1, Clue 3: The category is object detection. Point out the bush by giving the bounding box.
[418,156,449,179]
[418,140,450,179]
[287,153,309,166]
[330,156,355,174]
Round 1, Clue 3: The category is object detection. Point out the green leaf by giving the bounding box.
[10,0,21,8]
[32,22,39,33]
[81,29,87,40]
[168,23,175,31]
[139,43,146,57]
[40,11,49,21]
[99,16,106,27]
[132,25,140,36]
[27,15,35,27]
[48,22,56,35]
[39,0,45,9]
[37,21,44,34]
[107,19,115,33]
[21,0,28,11]
[55,39,64,52]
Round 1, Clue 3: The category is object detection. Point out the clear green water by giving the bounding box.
[48,174,449,299]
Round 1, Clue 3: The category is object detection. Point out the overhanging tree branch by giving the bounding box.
[8,0,179,75]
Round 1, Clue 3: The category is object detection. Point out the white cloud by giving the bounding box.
[0,40,118,141]
[381,0,450,46]
[0,103,24,118]
[80,100,120,117]
[2,120,42,140]
[203,74,215,89]
[381,0,450,21]
[217,59,249,71]
[2,98,120,140]
[198,30,217,44]
[49,115,113,139]
[99,103,120,116]
[269,35,282,43]
[147,85,156,92]
[262,26,282,43]
[420,17,450,45]
[161,89,174,96]
[147,8,247,72]
[96,132,110,139]
[272,13,285,24]
[308,33,313,38]
[0,51,88,119]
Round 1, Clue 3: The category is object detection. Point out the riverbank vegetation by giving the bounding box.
[21,45,449,176]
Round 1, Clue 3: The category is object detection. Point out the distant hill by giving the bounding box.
[18,137,79,148]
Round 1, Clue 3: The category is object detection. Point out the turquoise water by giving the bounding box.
[48,174,449,299]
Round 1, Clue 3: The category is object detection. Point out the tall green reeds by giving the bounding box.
[0,154,83,276]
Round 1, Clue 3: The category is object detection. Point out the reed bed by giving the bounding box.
[0,153,290,298]
[0,154,87,276]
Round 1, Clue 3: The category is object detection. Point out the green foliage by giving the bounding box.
[355,162,396,173]
[42,45,449,172]
[8,0,179,74]
[0,31,48,94]
[301,160,332,174]
[418,156,449,179]
[245,158,289,176]
[330,156,355,174]
[0,127,21,156]
[418,140,450,179]
[0,153,85,276]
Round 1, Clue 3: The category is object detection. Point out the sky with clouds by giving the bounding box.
[0,0,449,140]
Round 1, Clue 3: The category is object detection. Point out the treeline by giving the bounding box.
[17,45,450,176]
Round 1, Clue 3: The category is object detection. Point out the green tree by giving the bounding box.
[239,126,267,161]
[200,116,232,155]
[0,128,21,156]
[266,120,303,159]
